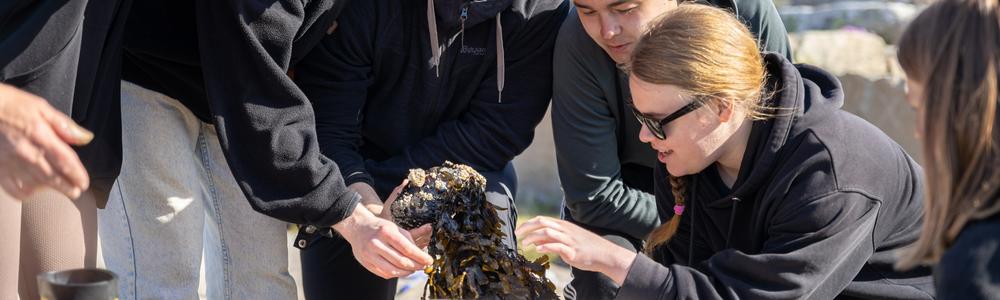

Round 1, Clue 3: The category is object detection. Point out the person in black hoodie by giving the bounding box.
[894,0,1000,299]
[99,0,434,298]
[0,0,127,298]
[292,0,569,298]
[518,4,935,299]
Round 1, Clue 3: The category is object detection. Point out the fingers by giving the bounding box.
[379,180,409,220]
[38,103,93,146]
[356,249,413,279]
[384,179,409,204]
[520,226,574,250]
[515,216,579,266]
[357,222,433,279]
[0,175,32,200]
[409,224,432,249]
[372,238,419,270]
[382,225,434,265]
[0,85,87,200]
[515,216,565,237]
[535,243,576,261]
[31,125,89,196]
[46,175,81,199]
[42,149,85,198]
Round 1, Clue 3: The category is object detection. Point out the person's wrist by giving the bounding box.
[332,203,376,241]
[601,246,637,286]
[349,182,383,215]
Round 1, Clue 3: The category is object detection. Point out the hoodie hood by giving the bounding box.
[711,52,845,208]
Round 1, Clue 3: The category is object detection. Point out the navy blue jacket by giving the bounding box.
[295,0,569,197]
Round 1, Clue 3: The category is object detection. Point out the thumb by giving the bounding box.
[410,224,432,237]
[382,179,410,214]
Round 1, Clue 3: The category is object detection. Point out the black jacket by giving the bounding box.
[1,0,127,194]
[122,0,360,227]
[936,213,1000,299]
[618,54,935,299]
[295,0,569,197]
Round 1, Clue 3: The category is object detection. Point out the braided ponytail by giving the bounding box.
[644,175,686,255]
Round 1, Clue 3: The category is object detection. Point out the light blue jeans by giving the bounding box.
[99,81,296,300]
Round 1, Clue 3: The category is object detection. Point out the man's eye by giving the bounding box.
[616,6,637,14]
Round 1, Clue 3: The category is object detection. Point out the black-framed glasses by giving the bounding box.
[629,98,707,140]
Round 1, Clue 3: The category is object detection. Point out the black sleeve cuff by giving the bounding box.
[312,189,362,228]
[616,254,675,300]
[343,170,374,189]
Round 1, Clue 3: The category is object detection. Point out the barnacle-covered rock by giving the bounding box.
[390,161,557,300]
[391,162,486,230]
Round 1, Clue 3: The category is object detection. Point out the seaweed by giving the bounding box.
[391,161,558,300]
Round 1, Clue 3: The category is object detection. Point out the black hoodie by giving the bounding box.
[617,54,935,299]
[121,0,360,227]
[294,0,569,197]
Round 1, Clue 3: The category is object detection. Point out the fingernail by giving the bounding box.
[69,124,94,143]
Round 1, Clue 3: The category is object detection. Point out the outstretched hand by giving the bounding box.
[516,216,637,285]
[0,83,92,200]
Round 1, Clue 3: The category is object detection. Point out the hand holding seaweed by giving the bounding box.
[390,161,558,300]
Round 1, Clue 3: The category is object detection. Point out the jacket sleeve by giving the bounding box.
[729,0,792,59]
[294,0,376,189]
[362,1,571,195]
[551,12,660,240]
[193,0,360,227]
[617,192,882,300]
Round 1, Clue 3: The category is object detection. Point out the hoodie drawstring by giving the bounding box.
[426,0,505,103]
[680,179,739,262]
[427,0,442,77]
[495,13,504,103]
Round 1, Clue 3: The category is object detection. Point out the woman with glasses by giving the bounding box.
[518,4,934,299]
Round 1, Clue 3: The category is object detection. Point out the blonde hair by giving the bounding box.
[627,3,771,253]
[627,3,771,122]
[896,0,1000,269]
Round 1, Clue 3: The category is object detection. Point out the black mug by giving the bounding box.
[37,268,118,300]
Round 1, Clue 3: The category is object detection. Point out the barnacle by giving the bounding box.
[390,161,557,300]
[408,169,427,187]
